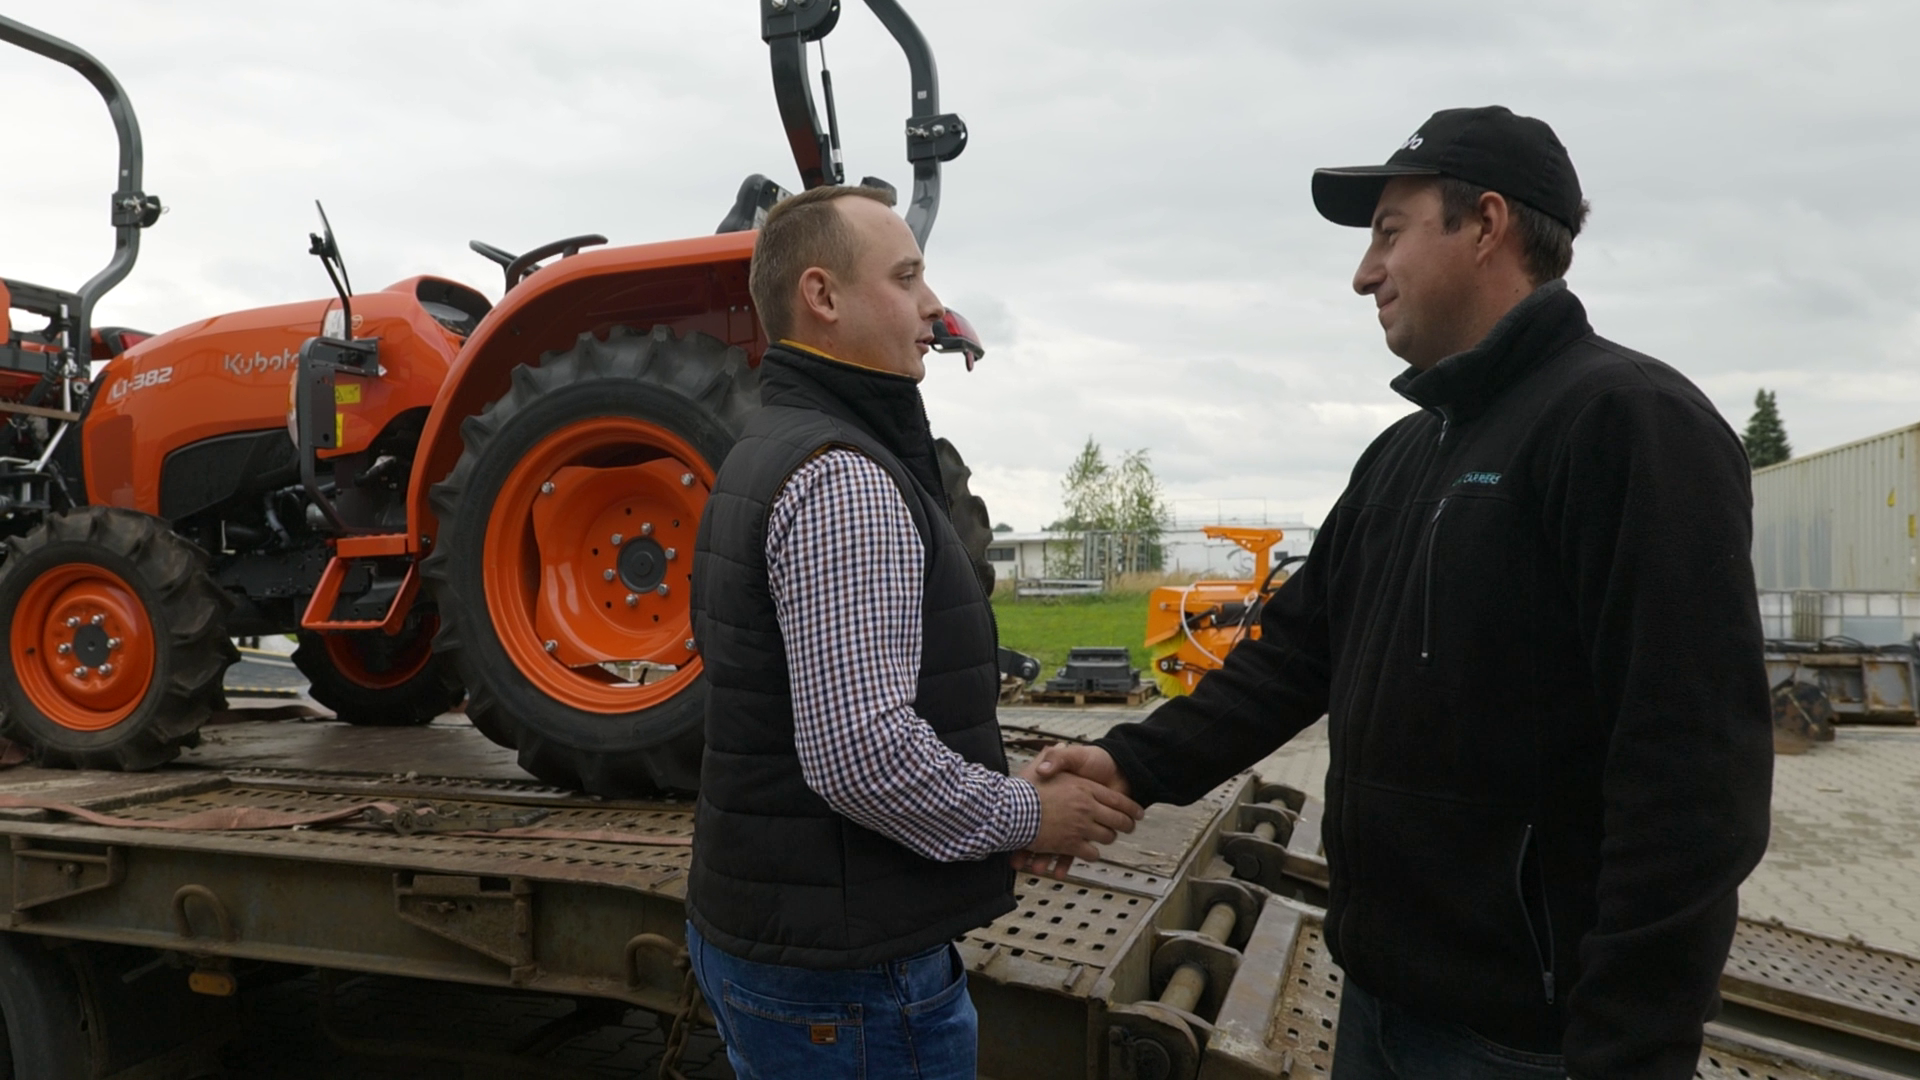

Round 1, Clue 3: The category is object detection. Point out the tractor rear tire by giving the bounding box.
[423,326,758,796]
[936,436,996,597]
[292,617,464,727]
[0,508,235,771]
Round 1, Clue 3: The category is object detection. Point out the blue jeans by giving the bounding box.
[685,921,978,1080]
[1333,980,1565,1080]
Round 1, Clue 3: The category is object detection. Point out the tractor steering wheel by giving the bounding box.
[467,234,608,292]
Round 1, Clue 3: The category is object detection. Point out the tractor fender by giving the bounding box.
[405,231,763,546]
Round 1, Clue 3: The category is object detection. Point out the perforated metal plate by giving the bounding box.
[16,782,697,892]
[962,874,1150,986]
[1238,909,1872,1080]
[1267,916,1340,1077]
[232,767,583,802]
[1695,1048,1825,1080]
[1723,920,1920,1050]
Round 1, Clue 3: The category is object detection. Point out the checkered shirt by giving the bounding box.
[766,449,1042,862]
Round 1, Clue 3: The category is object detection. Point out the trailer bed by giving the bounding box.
[1,710,1917,1078]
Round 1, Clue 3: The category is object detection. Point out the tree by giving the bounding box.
[1743,389,1791,469]
[1058,438,1111,531]
[1047,437,1170,578]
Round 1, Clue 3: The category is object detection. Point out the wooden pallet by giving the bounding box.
[1024,685,1159,706]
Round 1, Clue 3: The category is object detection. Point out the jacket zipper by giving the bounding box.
[1418,497,1449,663]
[1515,824,1558,1005]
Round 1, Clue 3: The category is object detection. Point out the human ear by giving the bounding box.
[797,266,838,325]
[1475,192,1511,261]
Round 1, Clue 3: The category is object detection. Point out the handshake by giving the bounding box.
[1009,744,1143,879]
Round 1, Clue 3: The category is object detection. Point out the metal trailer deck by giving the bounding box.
[0,711,1917,1078]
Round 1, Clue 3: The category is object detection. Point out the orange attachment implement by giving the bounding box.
[1145,527,1288,698]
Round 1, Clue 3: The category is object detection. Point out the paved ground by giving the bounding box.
[1243,712,1920,956]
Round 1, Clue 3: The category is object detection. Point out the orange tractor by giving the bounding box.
[1146,527,1302,697]
[0,1,990,794]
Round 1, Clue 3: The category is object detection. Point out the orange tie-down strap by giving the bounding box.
[0,795,692,846]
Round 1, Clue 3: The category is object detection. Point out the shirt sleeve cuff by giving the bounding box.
[1000,776,1043,852]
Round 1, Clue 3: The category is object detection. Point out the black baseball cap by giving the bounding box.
[1312,106,1582,232]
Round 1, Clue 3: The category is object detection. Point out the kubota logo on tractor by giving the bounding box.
[223,348,296,377]
[105,366,173,401]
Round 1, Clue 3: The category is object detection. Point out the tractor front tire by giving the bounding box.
[0,508,235,771]
[424,326,758,796]
[292,618,463,727]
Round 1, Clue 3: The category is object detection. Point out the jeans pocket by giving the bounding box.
[1459,1027,1564,1078]
[899,946,978,1080]
[720,980,866,1080]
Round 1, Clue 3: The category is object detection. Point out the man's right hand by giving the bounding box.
[1022,766,1143,862]
[1030,744,1130,797]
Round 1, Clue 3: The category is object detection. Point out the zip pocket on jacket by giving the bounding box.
[1418,497,1449,664]
[1514,824,1557,1005]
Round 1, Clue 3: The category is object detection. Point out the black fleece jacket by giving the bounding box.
[1096,282,1773,1079]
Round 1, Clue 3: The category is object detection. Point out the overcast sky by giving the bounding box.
[3,1,1913,530]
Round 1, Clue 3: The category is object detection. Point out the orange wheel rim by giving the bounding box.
[484,415,709,714]
[322,616,438,691]
[10,564,156,732]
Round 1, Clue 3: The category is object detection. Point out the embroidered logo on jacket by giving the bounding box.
[1454,471,1503,487]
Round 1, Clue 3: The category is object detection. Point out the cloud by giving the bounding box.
[4,0,1916,528]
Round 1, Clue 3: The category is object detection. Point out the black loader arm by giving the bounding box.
[0,15,161,366]
[761,0,968,250]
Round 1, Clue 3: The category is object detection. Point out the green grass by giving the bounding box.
[991,590,1154,677]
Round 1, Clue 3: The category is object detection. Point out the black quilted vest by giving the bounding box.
[686,344,1012,969]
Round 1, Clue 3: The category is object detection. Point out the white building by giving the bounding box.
[986,522,1318,587]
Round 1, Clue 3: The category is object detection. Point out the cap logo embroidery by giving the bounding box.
[1402,133,1424,150]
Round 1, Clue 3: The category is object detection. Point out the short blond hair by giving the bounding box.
[748,185,898,341]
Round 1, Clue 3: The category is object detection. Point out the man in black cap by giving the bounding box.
[1027,107,1773,1077]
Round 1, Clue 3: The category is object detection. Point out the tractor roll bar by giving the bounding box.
[0,15,161,365]
[762,0,968,250]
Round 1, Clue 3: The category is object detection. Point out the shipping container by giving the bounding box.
[1751,421,1920,592]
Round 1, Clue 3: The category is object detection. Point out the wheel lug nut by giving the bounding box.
[641,523,654,537]
[71,666,86,678]
[685,638,696,651]
[611,533,623,546]
[65,617,79,629]
[99,664,112,676]
[540,481,555,495]
[603,569,616,581]
[90,614,104,625]
[108,638,121,650]
[625,593,638,607]
[665,547,677,560]
[680,473,694,487]
[56,643,70,655]
[656,584,670,597]
[543,640,558,653]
